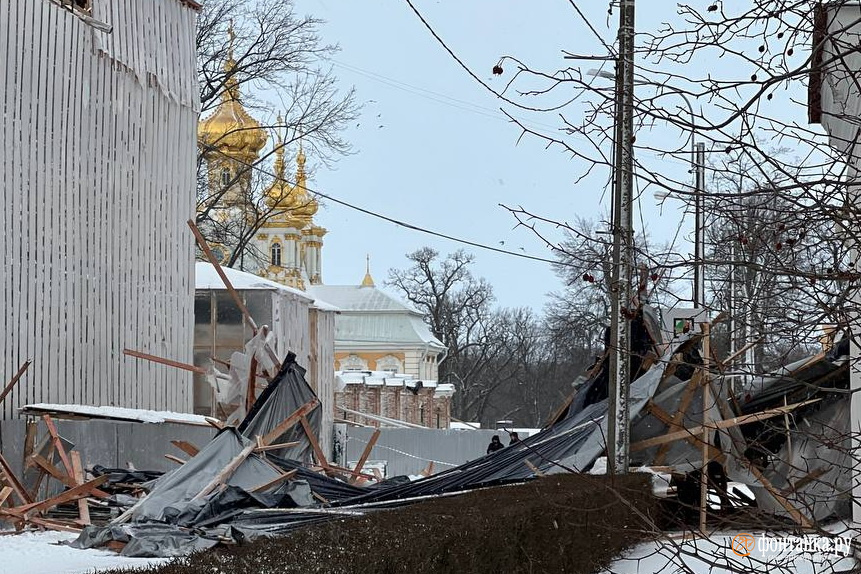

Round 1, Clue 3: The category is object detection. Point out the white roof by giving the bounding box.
[307,285,444,350]
[306,285,418,313]
[195,262,338,311]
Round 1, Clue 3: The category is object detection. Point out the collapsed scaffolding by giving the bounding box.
[0,223,852,556]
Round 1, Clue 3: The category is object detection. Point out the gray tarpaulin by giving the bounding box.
[130,428,282,522]
[239,352,321,462]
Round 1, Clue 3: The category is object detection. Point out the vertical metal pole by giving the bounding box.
[694,142,706,309]
[608,0,635,475]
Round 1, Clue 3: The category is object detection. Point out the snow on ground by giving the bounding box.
[0,531,168,574]
[606,528,857,574]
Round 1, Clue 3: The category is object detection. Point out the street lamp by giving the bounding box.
[587,69,705,310]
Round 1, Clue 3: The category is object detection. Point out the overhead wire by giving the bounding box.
[204,146,573,267]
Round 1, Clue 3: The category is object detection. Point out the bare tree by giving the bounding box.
[195,0,358,266]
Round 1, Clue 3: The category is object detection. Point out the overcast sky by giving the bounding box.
[279,1,810,312]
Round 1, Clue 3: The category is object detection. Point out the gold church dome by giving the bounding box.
[198,29,267,161]
[264,138,318,228]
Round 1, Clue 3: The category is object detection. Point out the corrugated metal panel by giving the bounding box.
[0,0,198,418]
[344,427,503,478]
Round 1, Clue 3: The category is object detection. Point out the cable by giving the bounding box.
[203,146,572,267]
[328,58,564,133]
[401,0,568,113]
[567,0,615,55]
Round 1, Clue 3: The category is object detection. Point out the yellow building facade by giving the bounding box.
[197,41,451,427]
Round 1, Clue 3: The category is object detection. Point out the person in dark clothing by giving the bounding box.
[486,435,504,454]
[508,432,520,445]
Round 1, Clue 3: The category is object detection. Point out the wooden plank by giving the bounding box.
[653,370,702,465]
[30,454,77,490]
[631,398,821,453]
[781,467,828,497]
[0,452,32,505]
[21,419,37,469]
[249,470,297,493]
[27,516,83,534]
[21,475,109,518]
[300,415,329,468]
[0,487,13,507]
[351,429,380,482]
[245,355,258,413]
[42,415,73,477]
[187,219,258,333]
[0,360,31,405]
[191,442,257,501]
[746,463,812,528]
[524,460,545,477]
[254,441,300,452]
[70,451,90,526]
[421,461,435,477]
[260,399,319,446]
[164,454,186,465]
[170,440,200,457]
[123,348,207,374]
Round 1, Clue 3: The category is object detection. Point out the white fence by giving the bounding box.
[340,427,503,478]
[0,0,199,418]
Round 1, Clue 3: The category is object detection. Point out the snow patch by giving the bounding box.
[23,403,211,425]
[0,531,167,574]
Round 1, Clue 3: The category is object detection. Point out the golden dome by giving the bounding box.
[264,140,318,228]
[198,31,267,161]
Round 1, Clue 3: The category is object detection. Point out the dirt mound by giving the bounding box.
[103,473,657,574]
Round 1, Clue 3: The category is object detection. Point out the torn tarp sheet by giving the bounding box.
[326,337,692,508]
[239,352,321,462]
[72,523,219,558]
[130,428,283,523]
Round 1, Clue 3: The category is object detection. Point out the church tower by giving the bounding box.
[254,126,327,289]
[198,25,267,210]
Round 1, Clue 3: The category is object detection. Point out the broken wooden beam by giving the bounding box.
[350,429,380,484]
[9,475,109,519]
[123,349,207,374]
[70,451,90,526]
[42,415,74,477]
[254,441,300,452]
[260,399,320,446]
[300,415,329,469]
[0,360,31,405]
[0,452,32,505]
[170,440,200,458]
[631,398,821,453]
[250,470,297,493]
[164,454,186,466]
[745,462,813,528]
[191,442,257,501]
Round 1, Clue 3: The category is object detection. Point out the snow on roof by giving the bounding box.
[334,313,445,349]
[306,285,418,313]
[335,370,455,395]
[21,403,213,426]
[450,421,482,430]
[195,262,338,311]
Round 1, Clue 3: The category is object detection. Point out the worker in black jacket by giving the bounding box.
[486,435,504,454]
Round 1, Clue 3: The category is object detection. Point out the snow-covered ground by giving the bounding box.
[0,531,167,574]
[606,529,857,574]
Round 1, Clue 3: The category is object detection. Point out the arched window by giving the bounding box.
[220,167,231,186]
[376,355,402,374]
[339,354,368,372]
[270,243,282,267]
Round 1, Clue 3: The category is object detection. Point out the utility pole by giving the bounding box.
[694,142,706,309]
[607,0,635,476]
